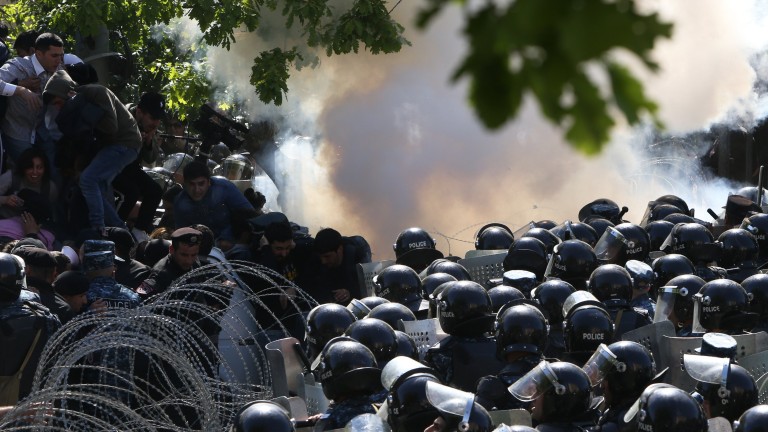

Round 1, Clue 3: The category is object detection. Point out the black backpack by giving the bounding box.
[0,301,46,404]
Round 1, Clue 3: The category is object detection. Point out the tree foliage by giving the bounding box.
[417,0,673,154]
[0,0,408,120]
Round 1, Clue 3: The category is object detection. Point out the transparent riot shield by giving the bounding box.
[458,253,507,288]
[621,320,676,369]
[399,318,447,361]
[357,260,395,298]
[265,337,307,398]
[487,409,532,428]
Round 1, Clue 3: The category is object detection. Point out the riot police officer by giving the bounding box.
[380,356,441,432]
[475,303,548,411]
[685,355,758,422]
[305,303,357,361]
[718,228,760,283]
[393,227,444,273]
[623,384,707,432]
[562,292,615,365]
[734,405,768,432]
[544,239,597,291]
[475,223,515,251]
[509,361,595,431]
[503,237,550,282]
[374,264,424,315]
[741,273,768,332]
[653,274,705,336]
[587,264,651,341]
[692,279,757,335]
[660,223,725,282]
[424,381,494,432]
[532,279,575,359]
[424,280,504,391]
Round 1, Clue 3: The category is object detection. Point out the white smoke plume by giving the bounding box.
[195,1,768,260]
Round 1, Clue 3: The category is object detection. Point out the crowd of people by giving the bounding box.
[3,28,768,432]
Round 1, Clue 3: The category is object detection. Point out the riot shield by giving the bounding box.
[265,337,307,398]
[708,417,733,432]
[270,396,310,421]
[756,373,768,404]
[458,253,507,288]
[357,260,395,298]
[660,331,768,391]
[735,338,768,382]
[399,318,447,361]
[621,320,676,368]
[488,409,532,427]
[464,249,508,259]
[301,374,330,415]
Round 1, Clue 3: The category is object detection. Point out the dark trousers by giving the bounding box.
[113,162,162,232]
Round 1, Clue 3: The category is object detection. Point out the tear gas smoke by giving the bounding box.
[196,1,768,260]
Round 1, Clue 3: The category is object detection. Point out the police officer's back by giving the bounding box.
[82,240,140,309]
[0,252,60,404]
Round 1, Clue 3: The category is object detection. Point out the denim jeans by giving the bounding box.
[79,145,138,229]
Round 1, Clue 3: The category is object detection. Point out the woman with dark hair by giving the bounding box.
[0,147,58,219]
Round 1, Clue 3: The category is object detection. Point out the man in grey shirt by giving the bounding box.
[0,33,64,170]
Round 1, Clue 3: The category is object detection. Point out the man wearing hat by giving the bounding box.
[11,246,73,323]
[136,227,202,299]
[113,92,166,243]
[53,270,91,316]
[42,69,141,233]
[82,239,141,309]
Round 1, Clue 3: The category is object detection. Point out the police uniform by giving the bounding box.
[423,334,505,391]
[313,398,378,431]
[83,249,141,309]
[103,226,152,289]
[136,228,202,298]
[629,294,656,319]
[0,296,61,401]
[605,305,652,342]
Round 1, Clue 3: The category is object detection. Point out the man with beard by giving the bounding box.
[136,227,202,299]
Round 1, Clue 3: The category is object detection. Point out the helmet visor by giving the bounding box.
[380,356,433,391]
[425,381,474,418]
[544,249,558,279]
[594,227,628,263]
[582,344,621,386]
[692,293,708,334]
[513,222,537,239]
[507,361,563,402]
[654,285,689,323]
[623,383,676,423]
[347,299,371,319]
[562,291,601,320]
[683,354,730,385]
[659,230,676,254]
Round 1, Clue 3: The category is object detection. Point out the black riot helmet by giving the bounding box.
[522,227,562,254]
[231,400,295,432]
[393,227,443,272]
[657,274,705,327]
[531,279,575,325]
[586,217,615,240]
[661,222,721,264]
[424,259,472,281]
[578,198,625,224]
[718,228,760,268]
[544,239,597,290]
[600,341,656,408]
[651,253,695,294]
[550,221,599,247]
[436,280,494,337]
[359,296,390,310]
[662,213,697,225]
[305,303,357,360]
[741,273,768,320]
[655,194,691,215]
[625,259,654,294]
[734,405,768,432]
[587,264,633,307]
[564,304,614,353]
[0,252,25,302]
[503,237,549,280]
[647,203,687,224]
[344,318,399,369]
[509,361,592,423]
[387,372,441,432]
[629,385,707,432]
[312,337,381,401]
[502,270,539,297]
[425,381,493,432]
[421,272,457,301]
[686,356,758,422]
[475,223,515,250]
[594,223,650,265]
[645,220,675,252]
[374,264,423,312]
[393,330,420,361]
[487,285,525,313]
[495,303,549,359]
[694,279,754,334]
[367,303,417,330]
[741,213,768,260]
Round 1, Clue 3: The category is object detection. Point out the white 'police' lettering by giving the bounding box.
[703,306,720,313]
[408,241,428,248]
[638,423,653,432]
[583,333,604,340]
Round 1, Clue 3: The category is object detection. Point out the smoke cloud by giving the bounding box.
[198,1,768,260]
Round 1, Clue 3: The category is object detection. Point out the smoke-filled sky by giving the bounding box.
[200,0,768,260]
